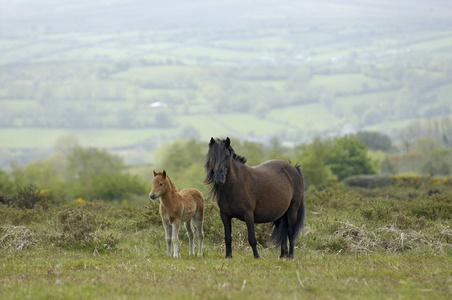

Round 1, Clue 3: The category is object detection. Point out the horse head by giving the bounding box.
[149,170,168,200]
[205,137,246,185]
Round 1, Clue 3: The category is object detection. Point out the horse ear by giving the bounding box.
[153,170,157,177]
[162,170,167,178]
[225,137,230,148]
[209,137,215,147]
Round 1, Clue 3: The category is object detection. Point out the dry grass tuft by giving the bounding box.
[1,225,37,251]
[333,222,452,254]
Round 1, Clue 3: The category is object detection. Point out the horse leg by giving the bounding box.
[286,206,299,258]
[164,223,172,256]
[244,213,259,259]
[279,216,289,258]
[185,220,194,256]
[220,212,233,258]
[194,211,204,257]
[171,220,181,258]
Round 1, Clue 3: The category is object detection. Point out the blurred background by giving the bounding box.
[1,0,451,201]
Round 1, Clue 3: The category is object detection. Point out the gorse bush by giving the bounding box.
[407,192,452,221]
[56,208,97,244]
[12,184,43,209]
[52,208,119,251]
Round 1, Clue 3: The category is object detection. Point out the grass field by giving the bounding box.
[1,184,451,299]
[1,247,450,299]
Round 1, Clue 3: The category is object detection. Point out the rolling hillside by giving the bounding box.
[0,0,451,166]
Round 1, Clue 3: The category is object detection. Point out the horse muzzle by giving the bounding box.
[149,192,158,200]
[213,173,226,184]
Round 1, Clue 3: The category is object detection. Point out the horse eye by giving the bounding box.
[159,183,163,186]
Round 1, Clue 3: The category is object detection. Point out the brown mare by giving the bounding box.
[149,170,204,257]
[205,137,305,259]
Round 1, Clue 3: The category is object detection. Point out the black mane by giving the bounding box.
[204,137,247,197]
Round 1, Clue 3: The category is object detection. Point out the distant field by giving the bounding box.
[1,0,451,168]
[310,74,392,94]
[268,103,342,131]
[0,128,174,149]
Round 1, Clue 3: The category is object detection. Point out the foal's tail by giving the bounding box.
[269,165,305,246]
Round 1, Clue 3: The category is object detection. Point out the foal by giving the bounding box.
[149,170,204,257]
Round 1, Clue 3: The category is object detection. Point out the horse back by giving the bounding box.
[249,159,304,222]
[179,188,205,214]
[253,159,302,189]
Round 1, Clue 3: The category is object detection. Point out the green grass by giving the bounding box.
[1,247,450,299]
[267,103,342,131]
[1,184,451,299]
[212,36,294,49]
[167,45,265,61]
[113,65,204,81]
[310,74,391,94]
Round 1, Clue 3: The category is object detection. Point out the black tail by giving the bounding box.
[269,165,305,246]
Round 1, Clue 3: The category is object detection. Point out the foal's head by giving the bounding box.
[149,170,171,200]
[205,137,247,185]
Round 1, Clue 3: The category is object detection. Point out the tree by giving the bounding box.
[327,135,376,181]
[54,135,81,154]
[67,147,124,180]
[267,137,285,159]
[355,131,392,151]
[380,157,395,174]
[0,169,15,195]
[233,140,267,166]
[89,172,144,201]
[295,137,333,187]
[415,137,441,154]
[11,160,62,192]
[422,148,452,176]
[153,139,205,173]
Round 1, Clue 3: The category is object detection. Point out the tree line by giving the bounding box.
[1,130,451,205]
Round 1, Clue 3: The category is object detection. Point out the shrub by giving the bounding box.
[51,208,120,251]
[12,184,43,209]
[89,172,145,201]
[0,194,12,206]
[309,184,363,210]
[407,192,452,221]
[56,208,97,244]
[0,205,45,225]
[141,201,163,226]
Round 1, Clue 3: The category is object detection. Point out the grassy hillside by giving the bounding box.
[1,0,451,166]
[1,185,451,299]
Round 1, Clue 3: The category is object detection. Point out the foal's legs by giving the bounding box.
[171,220,181,258]
[185,220,194,256]
[164,223,172,256]
[220,212,233,258]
